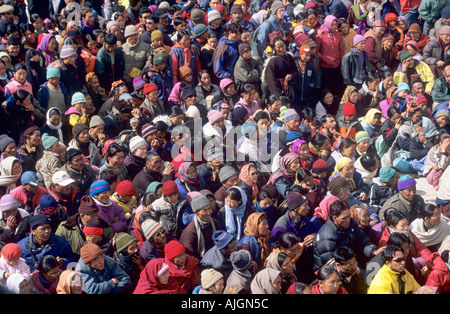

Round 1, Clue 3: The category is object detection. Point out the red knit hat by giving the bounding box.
[384,13,397,24]
[1,243,22,260]
[164,240,185,261]
[162,180,178,196]
[299,45,311,55]
[115,180,136,197]
[416,94,427,105]
[312,159,329,174]
[143,83,158,94]
[342,102,356,116]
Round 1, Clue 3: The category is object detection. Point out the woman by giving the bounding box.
[315,89,339,122]
[423,133,450,190]
[4,63,34,98]
[250,268,282,294]
[0,156,22,197]
[329,156,369,201]
[310,265,348,294]
[0,58,12,88]
[40,107,66,144]
[68,123,102,168]
[354,131,380,161]
[337,85,361,120]
[378,71,394,99]
[310,195,340,233]
[31,255,60,294]
[24,49,46,96]
[360,108,382,144]
[21,24,38,51]
[195,70,222,108]
[98,142,128,180]
[315,15,345,97]
[133,258,186,294]
[350,203,377,244]
[330,137,357,166]
[410,203,450,253]
[174,162,208,199]
[294,167,326,210]
[237,163,260,205]
[267,152,302,198]
[264,94,282,125]
[192,268,225,294]
[37,33,58,68]
[56,270,83,294]
[253,190,277,230]
[238,212,273,269]
[168,30,201,86]
[265,250,297,294]
[402,23,430,54]
[378,106,403,156]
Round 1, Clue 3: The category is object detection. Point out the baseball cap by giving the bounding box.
[52,171,75,186]
[21,171,40,187]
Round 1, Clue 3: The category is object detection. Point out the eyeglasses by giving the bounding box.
[392,257,406,263]
[154,229,166,238]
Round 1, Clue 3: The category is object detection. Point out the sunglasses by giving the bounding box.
[392,257,406,263]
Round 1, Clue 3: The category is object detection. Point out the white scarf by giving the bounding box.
[0,156,21,193]
[193,215,216,258]
[410,216,450,247]
[45,107,64,143]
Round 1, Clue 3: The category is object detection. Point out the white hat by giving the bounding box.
[52,170,75,186]
[129,136,147,154]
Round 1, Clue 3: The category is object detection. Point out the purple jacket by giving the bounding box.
[95,199,128,234]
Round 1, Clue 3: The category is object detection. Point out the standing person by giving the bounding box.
[213,22,242,80]
[341,35,372,90]
[364,20,386,73]
[95,33,125,93]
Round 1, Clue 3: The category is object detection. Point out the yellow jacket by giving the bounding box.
[393,60,435,93]
[367,264,421,294]
[110,193,137,220]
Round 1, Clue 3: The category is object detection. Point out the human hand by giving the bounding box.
[163,162,175,175]
[111,278,120,285]
[6,215,16,229]
[374,246,386,255]
[303,235,315,247]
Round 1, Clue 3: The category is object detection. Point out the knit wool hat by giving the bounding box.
[42,134,58,150]
[90,180,111,197]
[153,52,167,65]
[191,194,210,212]
[164,240,185,261]
[1,243,22,260]
[398,175,416,191]
[208,9,221,24]
[201,268,223,290]
[0,134,15,152]
[355,131,370,144]
[89,115,105,128]
[230,4,243,15]
[116,180,136,197]
[328,176,351,197]
[305,1,316,12]
[115,232,137,253]
[286,131,302,146]
[133,77,146,92]
[182,86,197,98]
[129,136,146,154]
[436,109,450,119]
[299,45,311,55]
[440,25,450,36]
[39,194,59,215]
[408,23,421,34]
[71,123,89,139]
[71,92,86,105]
[442,7,450,18]
[284,109,300,123]
[142,219,163,240]
[46,66,60,79]
[78,195,99,214]
[163,180,178,196]
[230,249,252,272]
[124,25,138,38]
[381,33,395,43]
[238,43,251,55]
[384,13,397,24]
[179,65,193,79]
[212,230,235,250]
[342,102,356,116]
[379,166,397,183]
[151,30,163,41]
[141,123,157,139]
[219,166,238,183]
[0,194,18,212]
[399,50,413,62]
[193,24,208,38]
[59,45,77,58]
[271,0,284,14]
[303,38,317,48]
[30,214,51,230]
[190,8,205,22]
[143,83,158,94]
[207,110,224,125]
[220,78,234,91]
[312,159,329,174]
[397,82,410,92]
[287,191,307,211]
[80,243,103,264]
[353,34,366,47]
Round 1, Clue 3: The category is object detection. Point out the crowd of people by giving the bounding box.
[0,0,449,295]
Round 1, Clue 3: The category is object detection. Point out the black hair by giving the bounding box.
[170,4,182,15]
[138,210,153,226]
[226,187,243,202]
[277,251,290,268]
[177,30,191,42]
[291,282,310,294]
[20,23,35,34]
[241,83,255,94]
[339,137,357,151]
[382,70,393,79]
[385,209,407,228]
[320,88,333,100]
[301,107,315,121]
[154,120,169,133]
[169,106,184,118]
[310,133,329,149]
[145,150,160,163]
[280,96,291,107]
[105,33,118,45]
[30,14,42,23]
[129,0,141,8]
[295,168,312,183]
[106,143,124,159]
[334,246,356,264]
[98,167,119,185]
[338,17,348,26]
[382,245,404,263]
[256,190,272,203]
[387,232,410,247]
[7,35,21,46]
[387,106,401,118]
[65,148,83,163]
[254,110,270,122]
[173,16,185,27]
[225,22,242,34]
[267,95,281,106]
[317,265,339,281]
[330,200,350,218]
[139,7,151,17]
[417,203,437,220]
[439,133,450,143]
[36,255,59,274]
[12,89,31,104]
[365,73,380,84]
[65,37,78,46]
[276,232,301,249]
[321,113,335,125]
[6,23,19,35]
[360,152,378,171]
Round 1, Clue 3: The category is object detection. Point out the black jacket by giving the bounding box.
[341,49,372,86]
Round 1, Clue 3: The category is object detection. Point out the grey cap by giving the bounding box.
[230,249,252,272]
[219,166,237,183]
[191,194,211,212]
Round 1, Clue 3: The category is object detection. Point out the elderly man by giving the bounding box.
[364,20,386,72]
[122,25,152,91]
[431,65,450,109]
[393,50,435,94]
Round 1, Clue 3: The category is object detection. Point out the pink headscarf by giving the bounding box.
[268,152,299,184]
[313,195,339,222]
[320,15,338,33]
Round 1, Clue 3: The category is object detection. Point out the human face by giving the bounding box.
[398,20,407,31]
[437,116,449,128]
[226,196,241,209]
[224,175,239,188]
[69,154,84,172]
[210,0,220,8]
[358,139,370,153]
[0,61,5,76]
[24,30,37,44]
[269,100,282,114]
[274,40,286,56]
[332,208,351,230]
[257,118,270,135]
[134,144,148,158]
[336,256,357,277]
[424,207,441,227]
[382,39,393,50]
[296,202,310,217]
[95,190,111,204]
[166,193,179,204]
[338,22,349,35]
[147,155,162,172]
[211,278,225,294]
[210,19,221,28]
[151,228,167,245]
[14,69,27,84]
[391,218,409,232]
[49,114,61,127]
[342,144,356,159]
[108,151,125,167]
[200,72,211,86]
[225,84,236,95]
[85,233,102,244]
[412,82,424,95]
[19,279,31,294]
[77,129,90,144]
[403,56,415,69]
[105,43,117,53]
[43,266,61,282]
[88,255,105,271]
[172,251,187,267]
[11,160,21,175]
[272,274,282,294]
[442,34,450,45]
[330,20,338,32]
[286,118,300,131]
[281,257,294,274]
[196,205,213,222]
[411,111,423,124]
[242,89,256,104]
[207,37,219,50]
[300,52,311,63]
[371,113,381,126]
[257,217,269,237]
[146,19,157,32]
[179,34,191,48]
[27,130,41,147]
[374,26,386,38]
[159,16,170,27]
[358,208,370,227]
[33,224,52,243]
[115,15,125,28]
[289,158,302,173]
[228,31,242,42]
[84,11,95,26]
[319,272,341,294]
[241,31,251,44]
[47,37,58,52]
[63,53,77,66]
[32,17,43,30]
[386,251,406,273]
[274,8,285,21]
[3,142,17,157]
[383,76,394,89]
[323,116,336,131]
[340,162,354,179]
[127,33,139,46]
[232,11,243,22]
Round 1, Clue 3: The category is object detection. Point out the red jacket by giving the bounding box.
[310,283,348,294]
[315,31,345,68]
[424,252,450,294]
[10,185,48,211]
[399,0,421,14]
[379,227,432,261]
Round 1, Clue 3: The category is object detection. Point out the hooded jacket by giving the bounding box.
[213,36,240,79]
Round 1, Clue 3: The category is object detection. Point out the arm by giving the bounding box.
[214,44,232,79]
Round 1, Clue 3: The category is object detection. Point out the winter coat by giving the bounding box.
[423,144,450,177]
[393,59,435,93]
[431,76,450,106]
[95,46,125,92]
[132,166,173,200]
[179,218,222,259]
[49,60,83,100]
[94,199,128,234]
[149,196,187,238]
[363,29,382,71]
[368,178,398,216]
[294,58,320,107]
[316,30,345,69]
[213,36,240,80]
[122,40,152,87]
[264,53,298,97]
[58,163,96,196]
[367,264,420,294]
[422,38,450,68]
[233,56,261,93]
[36,81,69,112]
[0,208,31,244]
[168,43,201,86]
[124,153,146,181]
[379,193,425,224]
[254,15,286,58]
[200,245,234,280]
[272,210,316,242]
[35,150,63,188]
[10,185,48,214]
[341,48,372,86]
[47,184,82,217]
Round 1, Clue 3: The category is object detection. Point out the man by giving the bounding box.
[0,194,31,244]
[393,50,435,93]
[367,245,421,294]
[80,8,98,38]
[155,8,175,47]
[139,218,176,263]
[122,25,152,91]
[423,25,450,74]
[213,166,239,208]
[319,114,341,150]
[313,200,382,270]
[191,23,210,56]
[95,33,125,93]
[321,0,349,19]
[431,65,450,109]
[139,15,159,44]
[59,148,96,196]
[48,170,83,217]
[17,214,75,272]
[10,171,47,214]
[225,4,255,34]
[127,0,141,25]
[51,44,84,100]
[36,66,69,115]
[364,20,386,72]
[410,79,433,106]
[0,4,14,38]
[429,6,450,41]
[342,35,372,90]
[124,135,148,181]
[146,52,171,101]
[380,175,425,224]
[85,73,108,113]
[213,22,242,80]
[333,246,366,294]
[277,109,301,148]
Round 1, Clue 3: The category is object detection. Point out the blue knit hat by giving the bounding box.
[71,92,86,105]
[397,83,410,92]
[213,230,235,250]
[286,131,302,146]
[46,66,60,80]
[398,175,416,191]
[379,166,397,183]
[41,134,58,150]
[30,214,51,230]
[90,180,111,197]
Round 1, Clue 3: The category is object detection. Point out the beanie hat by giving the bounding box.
[379,166,397,183]
[238,43,251,55]
[124,25,138,38]
[384,13,397,24]
[342,102,356,116]
[151,29,163,42]
[59,45,77,59]
[39,194,59,215]
[78,195,99,215]
[115,232,137,253]
[416,94,427,105]
[1,243,22,260]
[208,9,221,24]
[442,7,450,19]
[353,34,366,47]
[440,25,450,36]
[230,4,243,15]
[162,180,178,196]
[30,214,51,230]
[241,122,258,139]
[399,50,413,62]
[142,219,163,240]
[0,134,15,152]
[116,180,136,197]
[381,33,395,43]
[305,1,316,12]
[271,0,284,14]
[299,45,311,55]
[286,131,302,146]
[397,82,410,92]
[436,109,450,119]
[80,243,103,264]
[143,83,158,94]
[212,230,235,250]
[182,86,197,98]
[191,194,210,212]
[153,52,167,66]
[408,23,421,34]
[207,110,224,125]
[193,24,208,38]
[41,134,58,150]
[106,21,119,32]
[201,268,223,290]
[46,66,60,79]
[303,38,317,48]
[164,240,185,261]
[71,92,86,105]
[312,159,329,174]
[284,109,300,123]
[141,123,157,140]
[179,65,193,79]
[230,249,252,271]
[287,191,307,211]
[133,77,146,92]
[190,8,205,22]
[89,115,105,128]
[90,180,111,197]
[72,123,89,139]
[83,219,103,236]
[355,131,370,144]
[220,78,234,91]
[219,166,237,183]
[398,175,416,191]
[328,176,351,197]
[0,194,18,212]
[129,135,146,154]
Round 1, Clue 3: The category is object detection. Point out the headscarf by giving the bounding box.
[5,273,27,294]
[37,34,56,67]
[133,258,186,294]
[0,52,12,70]
[268,152,299,184]
[250,268,282,294]
[320,15,338,33]
[265,250,297,282]
[243,212,272,264]
[45,107,64,143]
[176,162,200,185]
[332,157,356,190]
[224,186,248,241]
[0,156,21,192]
[239,163,259,201]
[291,139,309,167]
[412,117,440,141]
[313,195,339,223]
[56,270,82,294]
[361,108,382,126]
[134,209,150,231]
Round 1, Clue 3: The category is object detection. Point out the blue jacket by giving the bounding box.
[272,210,316,242]
[322,0,349,19]
[254,15,286,58]
[213,36,240,79]
[174,176,208,199]
[238,234,274,267]
[36,81,69,111]
[295,58,320,107]
[17,232,75,272]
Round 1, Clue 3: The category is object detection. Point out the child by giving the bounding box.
[384,13,404,50]
[82,219,115,258]
[337,102,364,140]
[355,152,379,185]
[110,179,138,220]
[368,166,399,217]
[423,133,450,190]
[0,243,31,286]
[224,249,253,294]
